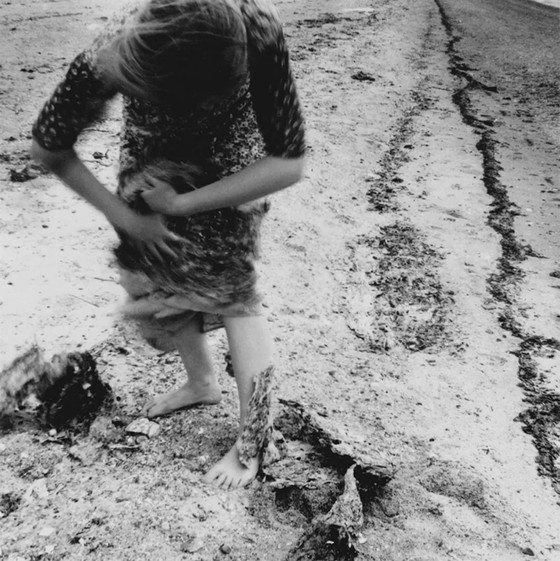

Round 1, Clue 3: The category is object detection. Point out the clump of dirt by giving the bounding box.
[0,491,22,518]
[362,221,454,352]
[0,346,113,433]
[1,148,47,182]
[419,460,487,509]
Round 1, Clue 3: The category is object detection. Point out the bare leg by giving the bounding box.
[142,316,221,418]
[203,315,273,489]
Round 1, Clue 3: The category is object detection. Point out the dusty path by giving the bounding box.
[1,0,559,560]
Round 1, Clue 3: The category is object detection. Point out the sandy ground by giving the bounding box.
[1,0,559,559]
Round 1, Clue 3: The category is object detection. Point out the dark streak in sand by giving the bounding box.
[434,0,560,494]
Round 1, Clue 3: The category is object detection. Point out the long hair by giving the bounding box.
[98,0,248,106]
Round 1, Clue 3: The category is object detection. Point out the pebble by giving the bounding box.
[219,543,232,555]
[23,478,49,502]
[39,526,55,537]
[125,418,161,438]
[180,536,204,553]
[68,442,102,466]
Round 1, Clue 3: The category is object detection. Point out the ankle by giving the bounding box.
[185,377,219,392]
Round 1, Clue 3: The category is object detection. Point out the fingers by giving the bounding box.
[157,240,180,259]
[145,240,179,260]
[144,173,167,188]
[166,230,186,244]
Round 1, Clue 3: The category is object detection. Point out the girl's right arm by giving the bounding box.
[31,22,181,259]
[31,140,181,258]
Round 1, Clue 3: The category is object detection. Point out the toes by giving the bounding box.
[140,399,155,417]
[215,473,230,488]
[202,468,218,484]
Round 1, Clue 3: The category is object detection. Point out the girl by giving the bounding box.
[31,0,306,489]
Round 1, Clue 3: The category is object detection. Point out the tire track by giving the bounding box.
[434,0,560,496]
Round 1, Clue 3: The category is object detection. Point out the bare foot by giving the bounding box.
[202,441,259,490]
[141,381,221,418]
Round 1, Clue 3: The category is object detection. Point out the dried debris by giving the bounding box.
[352,222,454,352]
[238,365,276,468]
[366,91,429,213]
[0,345,112,430]
[260,399,393,560]
[0,492,22,519]
[351,70,376,82]
[285,466,366,561]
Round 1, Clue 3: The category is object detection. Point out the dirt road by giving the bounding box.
[1,0,559,559]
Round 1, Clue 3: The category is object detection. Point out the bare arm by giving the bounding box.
[31,139,181,257]
[143,154,305,216]
[31,140,130,226]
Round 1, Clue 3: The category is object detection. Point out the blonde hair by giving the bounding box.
[99,0,248,105]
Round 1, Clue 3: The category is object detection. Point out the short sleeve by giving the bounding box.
[241,0,306,158]
[32,50,117,151]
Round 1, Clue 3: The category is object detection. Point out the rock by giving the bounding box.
[125,418,161,438]
[68,442,102,466]
[351,70,376,82]
[180,536,204,553]
[23,478,49,502]
[219,543,232,555]
[38,526,55,537]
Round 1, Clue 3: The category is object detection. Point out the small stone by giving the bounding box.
[39,526,55,537]
[180,536,204,553]
[521,547,534,556]
[125,418,161,438]
[23,478,49,502]
[219,543,232,555]
[68,442,102,466]
[48,429,57,437]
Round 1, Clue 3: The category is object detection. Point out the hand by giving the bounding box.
[123,211,183,260]
[141,176,183,215]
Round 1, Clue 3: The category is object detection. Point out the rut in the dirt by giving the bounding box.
[434,0,560,495]
[366,90,429,213]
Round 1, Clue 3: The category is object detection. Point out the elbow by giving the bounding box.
[287,155,305,185]
[30,138,73,173]
[30,138,51,166]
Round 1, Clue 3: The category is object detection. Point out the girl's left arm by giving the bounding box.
[143,154,304,216]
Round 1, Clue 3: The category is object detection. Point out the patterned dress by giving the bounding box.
[32,0,306,346]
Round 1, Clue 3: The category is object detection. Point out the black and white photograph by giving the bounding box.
[0,0,559,559]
